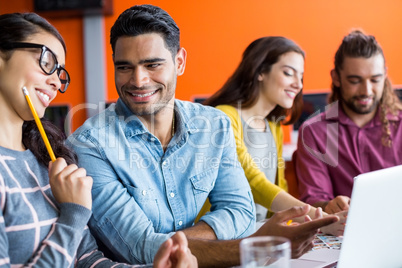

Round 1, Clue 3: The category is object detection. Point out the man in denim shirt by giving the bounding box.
[67,4,338,267]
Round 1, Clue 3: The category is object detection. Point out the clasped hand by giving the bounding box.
[48,158,93,210]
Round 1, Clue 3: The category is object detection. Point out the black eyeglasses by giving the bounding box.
[0,42,70,93]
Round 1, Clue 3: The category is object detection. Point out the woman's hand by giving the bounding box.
[48,158,93,210]
[320,210,348,236]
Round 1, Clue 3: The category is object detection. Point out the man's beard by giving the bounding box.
[342,94,379,114]
[120,83,175,117]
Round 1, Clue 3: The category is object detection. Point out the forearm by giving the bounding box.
[271,191,324,221]
[312,201,328,210]
[182,221,217,240]
[188,238,240,268]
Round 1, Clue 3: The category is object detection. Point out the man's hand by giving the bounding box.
[253,205,338,258]
[154,231,198,268]
[324,196,350,214]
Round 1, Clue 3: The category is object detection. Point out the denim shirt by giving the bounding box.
[66,99,255,264]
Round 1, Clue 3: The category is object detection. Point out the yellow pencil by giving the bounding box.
[287,220,293,226]
[22,87,56,162]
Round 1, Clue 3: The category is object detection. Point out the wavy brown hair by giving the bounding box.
[205,36,304,125]
[330,30,402,146]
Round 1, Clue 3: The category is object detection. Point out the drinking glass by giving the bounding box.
[240,236,291,268]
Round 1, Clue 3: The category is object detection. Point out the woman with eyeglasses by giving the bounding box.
[202,37,346,235]
[0,12,196,267]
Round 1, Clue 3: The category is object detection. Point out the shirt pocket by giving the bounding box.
[126,185,161,231]
[189,168,217,210]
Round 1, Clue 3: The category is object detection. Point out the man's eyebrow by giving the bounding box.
[114,60,131,66]
[371,74,384,78]
[114,58,166,66]
[139,58,166,64]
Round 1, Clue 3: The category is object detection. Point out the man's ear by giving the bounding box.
[330,69,341,87]
[176,48,187,76]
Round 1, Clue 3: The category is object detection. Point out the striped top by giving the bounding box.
[0,146,135,267]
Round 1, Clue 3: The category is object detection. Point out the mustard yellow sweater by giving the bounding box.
[196,105,287,221]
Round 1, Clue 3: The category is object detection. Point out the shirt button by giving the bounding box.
[170,192,175,198]
[142,190,147,196]
[178,221,183,226]
[162,161,167,166]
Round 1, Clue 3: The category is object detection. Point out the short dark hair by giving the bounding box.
[110,4,180,57]
[205,36,305,125]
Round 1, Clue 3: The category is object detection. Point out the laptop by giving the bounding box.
[291,164,402,268]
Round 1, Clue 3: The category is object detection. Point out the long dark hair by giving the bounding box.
[330,30,402,146]
[205,36,305,125]
[0,13,77,166]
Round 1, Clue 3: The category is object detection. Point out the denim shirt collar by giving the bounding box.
[115,98,199,140]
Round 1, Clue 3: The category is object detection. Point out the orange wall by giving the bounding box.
[105,0,402,102]
[3,0,402,133]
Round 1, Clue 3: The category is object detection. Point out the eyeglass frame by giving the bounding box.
[0,42,70,93]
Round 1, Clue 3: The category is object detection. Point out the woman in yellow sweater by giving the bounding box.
[204,36,346,235]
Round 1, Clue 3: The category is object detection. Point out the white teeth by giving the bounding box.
[37,90,50,102]
[131,91,156,97]
[285,90,296,97]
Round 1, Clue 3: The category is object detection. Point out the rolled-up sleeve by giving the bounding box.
[199,119,256,239]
